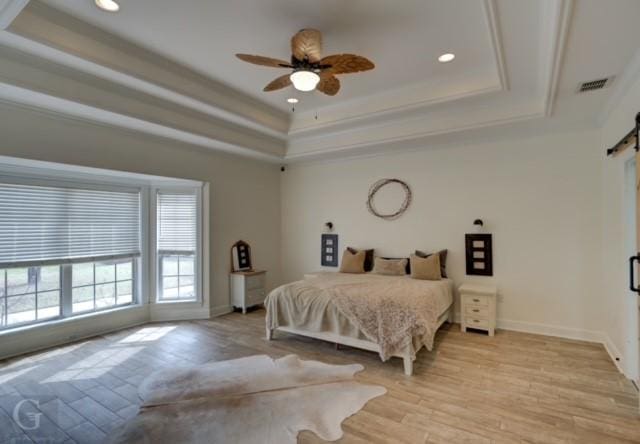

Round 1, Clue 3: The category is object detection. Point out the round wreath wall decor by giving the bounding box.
[366,178,412,220]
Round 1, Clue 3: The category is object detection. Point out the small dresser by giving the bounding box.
[459,283,497,336]
[230,270,267,314]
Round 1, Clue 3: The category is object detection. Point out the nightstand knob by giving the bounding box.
[472,309,479,313]
[473,319,479,323]
[473,298,480,302]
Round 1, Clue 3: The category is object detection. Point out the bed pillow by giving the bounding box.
[372,257,408,276]
[347,247,375,272]
[415,249,448,278]
[410,254,441,280]
[339,249,366,273]
[381,257,411,274]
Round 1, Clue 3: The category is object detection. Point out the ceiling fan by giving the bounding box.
[235,29,374,96]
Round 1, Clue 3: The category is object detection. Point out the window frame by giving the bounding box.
[152,186,203,304]
[0,257,140,331]
[0,173,146,331]
[0,157,207,337]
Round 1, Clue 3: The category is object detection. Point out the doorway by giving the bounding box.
[624,157,639,384]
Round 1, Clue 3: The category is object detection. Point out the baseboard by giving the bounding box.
[496,318,604,343]
[211,304,233,317]
[602,333,625,375]
[453,312,625,375]
[0,305,149,361]
[149,305,211,322]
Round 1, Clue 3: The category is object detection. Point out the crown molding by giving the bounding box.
[0,82,283,163]
[483,0,509,91]
[541,0,574,117]
[8,1,290,137]
[288,0,506,136]
[0,30,288,142]
[0,0,580,164]
[288,83,503,138]
[285,109,546,163]
[286,100,545,162]
[0,0,28,29]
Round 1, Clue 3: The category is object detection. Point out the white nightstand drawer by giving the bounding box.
[465,317,489,329]
[465,306,489,318]
[247,288,266,305]
[459,283,497,336]
[246,274,265,290]
[463,294,490,306]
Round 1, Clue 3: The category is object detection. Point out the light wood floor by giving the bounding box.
[0,309,638,443]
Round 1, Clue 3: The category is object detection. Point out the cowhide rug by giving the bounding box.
[106,354,386,444]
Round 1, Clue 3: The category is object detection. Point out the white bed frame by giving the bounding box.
[266,305,453,376]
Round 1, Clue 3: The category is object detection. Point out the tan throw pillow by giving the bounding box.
[410,254,442,280]
[372,257,408,276]
[415,249,448,278]
[339,249,366,273]
[347,247,375,272]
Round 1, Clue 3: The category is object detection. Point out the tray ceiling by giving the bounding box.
[0,0,639,161]
[40,0,499,113]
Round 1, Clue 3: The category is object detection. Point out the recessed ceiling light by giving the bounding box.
[287,98,299,104]
[95,0,120,12]
[438,53,455,63]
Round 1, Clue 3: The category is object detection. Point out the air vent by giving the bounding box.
[578,77,612,93]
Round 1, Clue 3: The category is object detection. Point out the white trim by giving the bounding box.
[0,0,28,30]
[496,318,603,343]
[202,183,210,311]
[211,304,233,317]
[0,304,148,361]
[603,333,626,375]
[0,155,203,187]
[541,0,573,117]
[152,186,204,305]
[452,311,628,376]
[0,156,211,356]
[285,110,545,162]
[0,83,283,163]
[0,30,288,140]
[483,0,509,91]
[149,306,210,322]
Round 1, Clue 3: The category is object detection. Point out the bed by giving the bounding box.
[265,272,454,376]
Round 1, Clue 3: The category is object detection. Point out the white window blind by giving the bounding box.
[157,192,197,253]
[0,182,141,268]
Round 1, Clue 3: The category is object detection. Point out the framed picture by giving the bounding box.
[231,240,252,272]
[321,234,339,267]
[465,234,493,276]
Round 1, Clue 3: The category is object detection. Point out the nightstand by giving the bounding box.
[230,270,267,314]
[459,283,497,336]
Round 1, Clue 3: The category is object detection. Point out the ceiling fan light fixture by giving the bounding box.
[290,70,320,92]
[287,98,299,104]
[438,53,455,63]
[95,0,120,12]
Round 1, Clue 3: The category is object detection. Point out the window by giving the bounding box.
[0,180,140,329]
[0,158,207,333]
[0,266,61,327]
[156,191,199,302]
[72,259,135,313]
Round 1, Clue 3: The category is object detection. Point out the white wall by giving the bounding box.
[601,73,640,380]
[0,102,282,317]
[282,130,604,339]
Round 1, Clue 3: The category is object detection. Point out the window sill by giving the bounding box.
[0,304,145,338]
[154,299,201,305]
